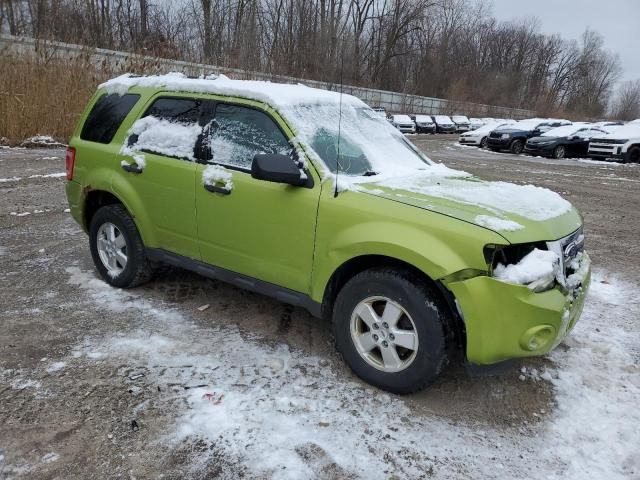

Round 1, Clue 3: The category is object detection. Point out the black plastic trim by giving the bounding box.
[145,248,322,317]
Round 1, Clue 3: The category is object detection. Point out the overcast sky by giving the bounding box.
[489,0,639,84]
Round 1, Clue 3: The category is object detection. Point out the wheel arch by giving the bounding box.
[320,254,466,353]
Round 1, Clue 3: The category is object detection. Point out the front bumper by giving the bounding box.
[459,136,480,145]
[588,145,625,160]
[486,137,511,149]
[524,144,554,156]
[447,252,591,365]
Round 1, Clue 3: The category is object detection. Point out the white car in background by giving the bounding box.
[588,121,640,163]
[390,114,416,134]
[451,115,471,132]
[469,118,485,130]
[458,121,516,148]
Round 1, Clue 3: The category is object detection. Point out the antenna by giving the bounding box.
[334,52,345,198]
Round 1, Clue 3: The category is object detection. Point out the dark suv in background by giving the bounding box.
[487,119,566,154]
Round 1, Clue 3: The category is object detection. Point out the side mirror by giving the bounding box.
[251,154,306,186]
[532,129,541,136]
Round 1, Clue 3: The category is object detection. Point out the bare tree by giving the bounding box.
[611,80,640,120]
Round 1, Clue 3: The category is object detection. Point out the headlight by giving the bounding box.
[484,243,558,292]
[536,140,555,145]
[501,133,510,139]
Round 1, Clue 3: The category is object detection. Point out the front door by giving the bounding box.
[195,102,321,293]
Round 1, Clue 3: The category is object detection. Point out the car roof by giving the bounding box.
[100,72,365,110]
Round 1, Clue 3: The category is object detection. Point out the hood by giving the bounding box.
[528,136,560,144]
[493,127,532,135]
[358,173,582,244]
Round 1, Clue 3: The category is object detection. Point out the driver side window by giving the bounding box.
[209,104,291,169]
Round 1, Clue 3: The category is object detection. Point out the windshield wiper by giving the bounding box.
[363,171,378,176]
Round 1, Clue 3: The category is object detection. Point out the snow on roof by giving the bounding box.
[594,122,640,139]
[100,72,365,108]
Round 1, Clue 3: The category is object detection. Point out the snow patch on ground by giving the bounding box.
[65,267,640,479]
[45,361,66,373]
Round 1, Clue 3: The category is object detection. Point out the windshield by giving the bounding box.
[452,116,469,122]
[415,115,432,122]
[434,115,452,123]
[542,125,584,137]
[393,115,412,123]
[595,123,640,139]
[284,103,431,176]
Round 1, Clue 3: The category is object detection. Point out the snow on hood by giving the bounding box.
[372,173,572,221]
[592,123,640,139]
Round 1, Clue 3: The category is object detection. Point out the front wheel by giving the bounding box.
[553,145,566,159]
[510,139,524,154]
[480,137,488,148]
[332,268,448,394]
[627,147,640,163]
[89,204,153,288]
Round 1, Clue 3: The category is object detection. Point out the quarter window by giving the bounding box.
[81,93,140,144]
[209,104,291,169]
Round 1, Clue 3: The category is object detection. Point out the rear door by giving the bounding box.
[194,101,320,293]
[114,95,205,259]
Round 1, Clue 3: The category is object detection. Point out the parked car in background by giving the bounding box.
[524,123,610,159]
[372,107,387,120]
[412,114,436,133]
[391,114,416,133]
[459,121,515,148]
[487,119,557,154]
[588,122,640,163]
[451,115,471,132]
[469,118,485,130]
[537,119,572,133]
[431,115,456,133]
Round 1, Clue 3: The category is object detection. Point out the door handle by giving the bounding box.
[121,163,143,174]
[204,184,231,195]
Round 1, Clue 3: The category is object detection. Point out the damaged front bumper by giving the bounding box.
[446,252,591,365]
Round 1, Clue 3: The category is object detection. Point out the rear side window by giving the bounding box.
[124,96,206,161]
[80,94,140,143]
[143,97,205,125]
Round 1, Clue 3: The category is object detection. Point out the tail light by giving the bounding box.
[65,147,76,181]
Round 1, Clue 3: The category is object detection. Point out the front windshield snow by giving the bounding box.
[284,103,431,176]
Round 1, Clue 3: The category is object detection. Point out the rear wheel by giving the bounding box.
[553,145,566,159]
[332,268,448,394]
[627,147,640,163]
[89,204,153,288]
[510,139,524,154]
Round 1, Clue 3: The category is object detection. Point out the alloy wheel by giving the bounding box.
[96,222,128,276]
[350,296,419,373]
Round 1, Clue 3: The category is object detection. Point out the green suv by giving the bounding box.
[65,73,591,393]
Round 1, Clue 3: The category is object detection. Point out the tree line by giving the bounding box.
[1,0,634,118]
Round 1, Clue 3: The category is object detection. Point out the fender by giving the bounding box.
[310,217,504,303]
[110,171,159,247]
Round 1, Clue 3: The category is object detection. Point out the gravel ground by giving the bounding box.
[1,137,638,479]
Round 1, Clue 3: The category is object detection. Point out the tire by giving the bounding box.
[89,204,153,288]
[510,139,524,154]
[332,268,448,394]
[627,147,640,164]
[553,145,566,159]
[480,137,488,148]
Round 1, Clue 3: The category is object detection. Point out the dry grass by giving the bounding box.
[0,53,110,144]
[0,47,187,145]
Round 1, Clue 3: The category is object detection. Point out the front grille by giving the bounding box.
[547,227,584,284]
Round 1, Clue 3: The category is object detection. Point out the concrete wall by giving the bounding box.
[0,34,536,119]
